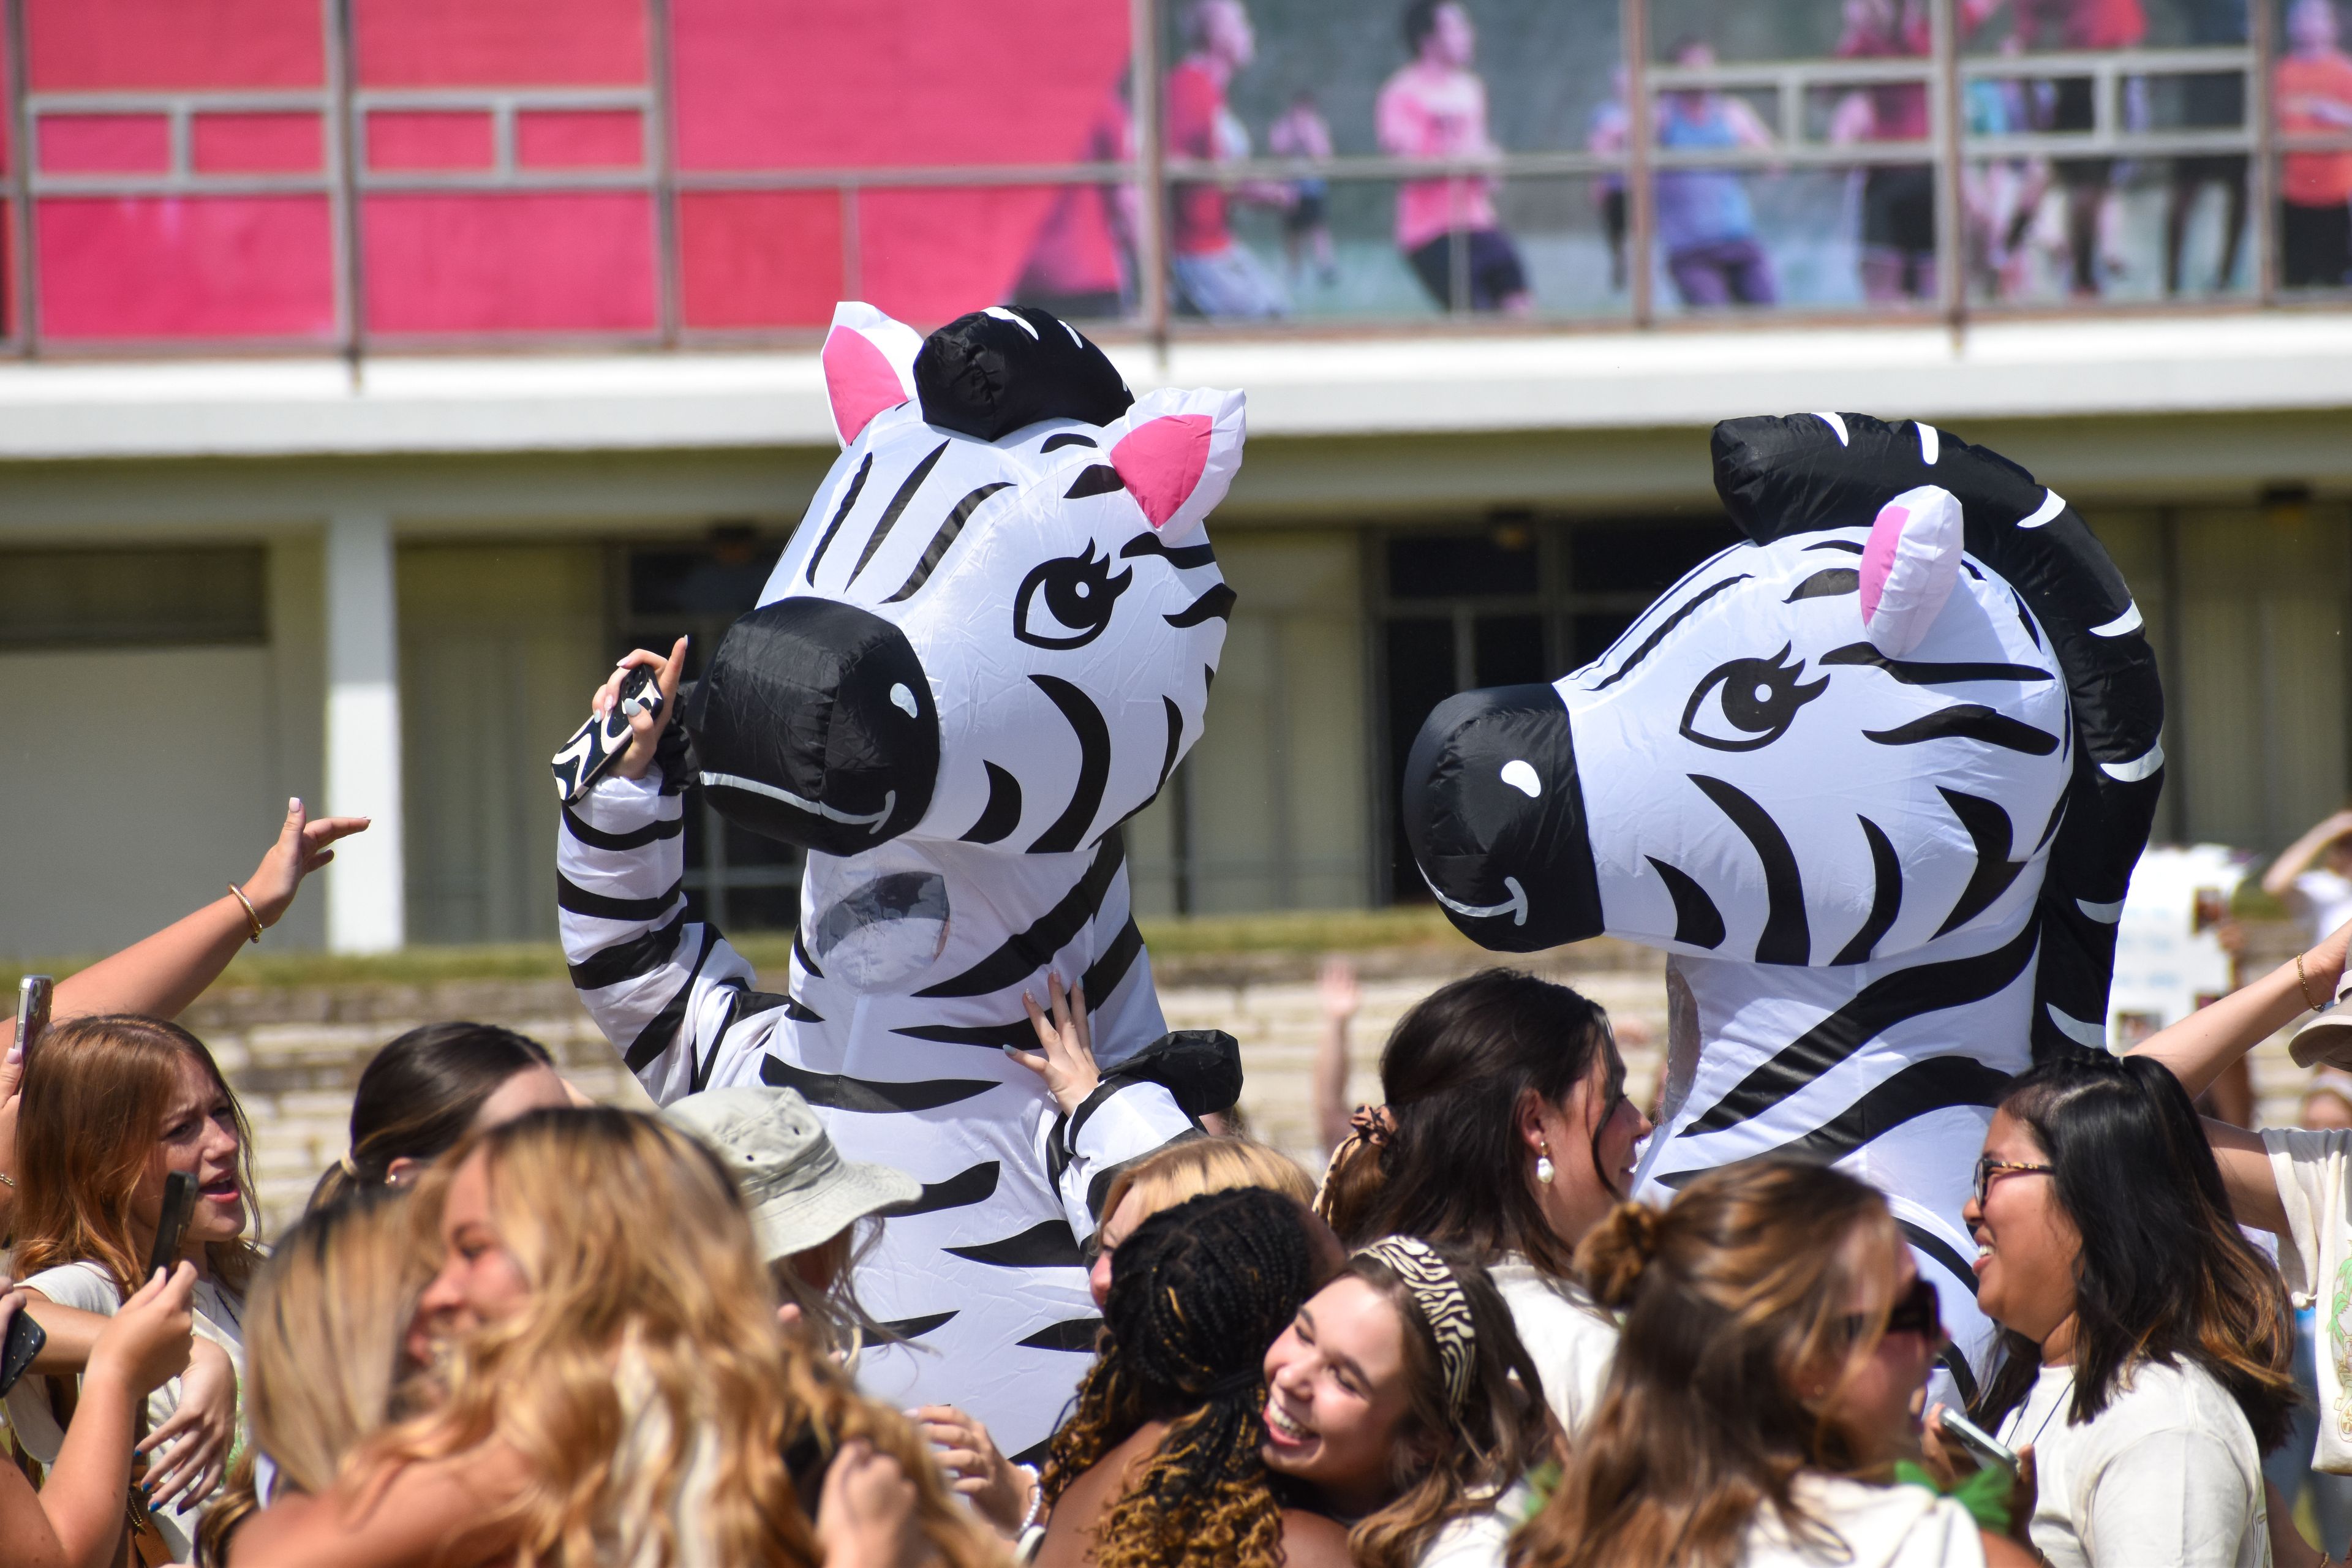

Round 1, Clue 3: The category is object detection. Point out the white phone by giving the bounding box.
[1936,1406,2019,1477]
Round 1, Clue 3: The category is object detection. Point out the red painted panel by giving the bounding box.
[514,110,643,169]
[678,190,841,328]
[355,0,646,88]
[192,112,323,174]
[364,193,657,334]
[671,0,1128,170]
[26,0,323,90]
[858,187,1060,328]
[368,111,496,172]
[37,195,337,339]
[39,115,172,174]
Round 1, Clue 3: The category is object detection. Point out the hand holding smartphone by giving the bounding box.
[550,665,664,804]
[1936,1405,2019,1477]
[0,1291,43,1398]
[15,974,51,1062]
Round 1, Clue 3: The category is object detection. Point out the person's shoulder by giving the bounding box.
[21,1259,121,1311]
[2103,1357,2258,1441]
[1280,1507,1355,1568]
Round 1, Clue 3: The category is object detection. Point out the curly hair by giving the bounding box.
[1041,1188,1319,1568]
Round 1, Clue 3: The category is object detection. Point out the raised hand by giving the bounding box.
[815,1438,922,1568]
[912,1404,1033,1536]
[597,636,690,783]
[1009,973,1099,1117]
[240,797,372,928]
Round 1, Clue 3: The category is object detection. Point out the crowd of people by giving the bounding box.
[18,793,2352,1567]
[1011,0,2352,323]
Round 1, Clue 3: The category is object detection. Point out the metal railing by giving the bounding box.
[0,0,2347,358]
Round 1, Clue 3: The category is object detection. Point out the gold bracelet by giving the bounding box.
[227,883,264,944]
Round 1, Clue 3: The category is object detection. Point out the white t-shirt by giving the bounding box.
[2264,1125,2352,1471]
[1,1259,247,1563]
[1991,1360,2267,1568]
[1417,1479,1534,1568]
[2296,869,2352,946]
[1487,1255,1618,1439]
[1740,1474,1986,1568]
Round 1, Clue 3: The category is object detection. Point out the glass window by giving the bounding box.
[0,546,267,647]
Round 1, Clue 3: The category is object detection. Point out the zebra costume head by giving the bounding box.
[684,303,1240,974]
[1406,413,2163,1055]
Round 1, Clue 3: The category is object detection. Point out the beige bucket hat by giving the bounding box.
[663,1085,922,1262]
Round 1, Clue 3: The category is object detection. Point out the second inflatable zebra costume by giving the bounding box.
[1404,413,2163,1392]
[559,303,1246,1456]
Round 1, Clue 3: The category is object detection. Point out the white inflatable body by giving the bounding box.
[1405,415,2165,1398]
[560,303,1246,1456]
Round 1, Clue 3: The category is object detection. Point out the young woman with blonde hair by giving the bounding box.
[195,1186,432,1564]
[1512,1159,2033,1568]
[233,1107,1002,1568]
[7,1014,264,1558]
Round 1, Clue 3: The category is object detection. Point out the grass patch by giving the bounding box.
[0,908,1461,995]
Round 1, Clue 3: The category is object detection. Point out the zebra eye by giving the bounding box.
[1679,645,1829,752]
[1014,545,1134,650]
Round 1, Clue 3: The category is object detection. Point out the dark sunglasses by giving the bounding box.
[1841,1275,1942,1345]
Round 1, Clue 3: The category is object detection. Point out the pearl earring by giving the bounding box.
[1536,1140,1555,1185]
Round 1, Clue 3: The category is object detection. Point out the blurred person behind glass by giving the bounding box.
[1166,0,1293,319]
[2277,0,2352,289]
[1654,39,1779,309]
[1376,0,1531,314]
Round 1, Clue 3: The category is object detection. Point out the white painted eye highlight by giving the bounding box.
[1499,760,1542,799]
[889,684,919,718]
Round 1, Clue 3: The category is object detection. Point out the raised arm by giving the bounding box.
[2261,810,2352,901]
[2127,918,2352,1102]
[0,798,366,1055]
[558,639,759,1105]
[1012,977,1200,1238]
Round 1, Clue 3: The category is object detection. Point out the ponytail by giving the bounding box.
[1574,1200,1665,1311]
[1313,1104,1393,1243]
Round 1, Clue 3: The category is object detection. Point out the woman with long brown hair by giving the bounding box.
[1513,1159,2032,1568]
[1258,1237,1555,1568]
[1316,969,1648,1438]
[232,1107,1001,1568]
[7,1014,266,1559]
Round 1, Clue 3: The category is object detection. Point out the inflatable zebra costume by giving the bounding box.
[1404,414,2162,1392]
[559,303,1247,1456]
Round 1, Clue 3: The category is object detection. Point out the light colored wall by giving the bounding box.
[399,543,608,944]
[1129,533,1370,914]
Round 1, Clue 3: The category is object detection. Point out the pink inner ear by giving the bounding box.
[1110,415,1213,529]
[1858,503,1908,625]
[823,326,908,444]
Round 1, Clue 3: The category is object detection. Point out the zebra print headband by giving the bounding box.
[1355,1235,1475,1411]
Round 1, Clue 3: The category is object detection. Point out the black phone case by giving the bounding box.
[148,1171,197,1283]
[550,666,664,804]
[0,1309,45,1398]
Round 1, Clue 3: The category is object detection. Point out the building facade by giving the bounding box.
[7,0,2352,954]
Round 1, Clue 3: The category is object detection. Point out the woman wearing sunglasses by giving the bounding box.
[1964,1050,2296,1568]
[1513,1158,2029,1568]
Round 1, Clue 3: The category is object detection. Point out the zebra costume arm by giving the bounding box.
[1043,1077,1199,1238]
[558,772,759,1105]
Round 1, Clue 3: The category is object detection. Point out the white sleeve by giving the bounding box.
[1043,1080,1198,1239]
[558,772,758,1105]
[2076,1424,2258,1568]
[2260,1126,2352,1304]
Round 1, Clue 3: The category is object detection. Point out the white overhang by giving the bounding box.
[1,311,2349,461]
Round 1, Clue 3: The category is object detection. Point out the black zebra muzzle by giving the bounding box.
[1403,683,1602,952]
[688,596,940,856]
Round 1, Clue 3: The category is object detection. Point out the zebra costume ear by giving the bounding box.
[821,301,923,448]
[1102,386,1247,545]
[1858,484,1963,657]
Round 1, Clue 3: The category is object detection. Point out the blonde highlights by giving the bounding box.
[1098,1136,1314,1238]
[1511,1159,1909,1568]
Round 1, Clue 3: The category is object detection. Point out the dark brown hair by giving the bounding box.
[306,1021,555,1209]
[1510,1160,1907,1568]
[1317,969,1621,1278]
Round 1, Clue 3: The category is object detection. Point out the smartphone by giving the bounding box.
[148,1170,198,1284]
[15,973,51,1063]
[1937,1406,2019,1477]
[549,665,663,805]
[0,1306,45,1398]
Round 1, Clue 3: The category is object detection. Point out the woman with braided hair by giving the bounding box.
[1316,969,1648,1438]
[1512,1159,2031,1568]
[1259,1237,1555,1568]
[1034,1187,1348,1568]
